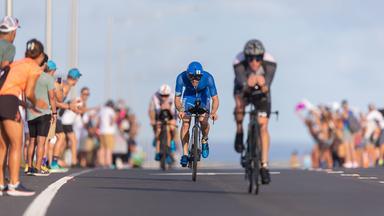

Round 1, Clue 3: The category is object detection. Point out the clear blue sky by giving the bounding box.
[2,0,384,161]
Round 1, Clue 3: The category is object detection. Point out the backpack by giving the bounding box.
[348,112,361,133]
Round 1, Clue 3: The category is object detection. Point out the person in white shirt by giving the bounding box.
[97,100,117,167]
[61,87,89,167]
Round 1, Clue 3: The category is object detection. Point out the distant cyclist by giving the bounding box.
[233,39,277,184]
[175,61,219,167]
[148,84,177,162]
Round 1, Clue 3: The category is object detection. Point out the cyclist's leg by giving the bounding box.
[155,122,161,153]
[234,94,246,152]
[234,94,245,133]
[258,116,270,167]
[180,118,191,156]
[256,99,271,184]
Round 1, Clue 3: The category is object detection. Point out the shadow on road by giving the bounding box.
[94,186,249,196]
[77,176,192,182]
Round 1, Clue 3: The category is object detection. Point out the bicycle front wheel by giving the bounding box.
[192,126,199,181]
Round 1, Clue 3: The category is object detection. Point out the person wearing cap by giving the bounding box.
[26,60,57,176]
[0,16,19,70]
[148,84,177,165]
[175,61,219,167]
[49,68,82,173]
[0,38,47,196]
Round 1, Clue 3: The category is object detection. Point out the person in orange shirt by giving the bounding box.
[0,38,47,197]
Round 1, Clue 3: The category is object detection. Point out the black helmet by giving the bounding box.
[243,39,265,56]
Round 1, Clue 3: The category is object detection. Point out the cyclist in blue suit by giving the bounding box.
[175,61,219,167]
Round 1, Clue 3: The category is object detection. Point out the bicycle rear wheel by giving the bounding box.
[192,126,199,181]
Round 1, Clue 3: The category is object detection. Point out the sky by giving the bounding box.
[1,0,384,161]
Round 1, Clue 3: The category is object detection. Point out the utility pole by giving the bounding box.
[5,0,13,16]
[104,17,113,101]
[46,0,52,58]
[68,0,79,99]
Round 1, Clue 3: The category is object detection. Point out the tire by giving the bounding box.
[159,124,167,171]
[192,126,199,182]
[253,122,261,195]
[247,125,255,193]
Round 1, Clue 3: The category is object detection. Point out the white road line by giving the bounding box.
[23,169,94,216]
[379,181,384,184]
[327,171,344,174]
[358,177,378,180]
[151,172,281,176]
[340,173,360,177]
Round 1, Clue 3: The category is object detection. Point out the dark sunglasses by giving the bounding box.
[246,54,263,62]
[188,74,202,81]
[160,94,169,97]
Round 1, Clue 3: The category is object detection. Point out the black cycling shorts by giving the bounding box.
[0,95,20,121]
[62,124,74,134]
[244,95,271,118]
[28,114,52,138]
[55,119,64,134]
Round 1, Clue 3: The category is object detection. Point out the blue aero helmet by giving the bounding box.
[186,61,203,76]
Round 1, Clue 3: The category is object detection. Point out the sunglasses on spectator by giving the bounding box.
[188,74,202,81]
[160,94,169,97]
[246,55,263,62]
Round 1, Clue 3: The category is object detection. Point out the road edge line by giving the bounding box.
[23,169,94,216]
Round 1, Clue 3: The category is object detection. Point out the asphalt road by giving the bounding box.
[1,167,384,216]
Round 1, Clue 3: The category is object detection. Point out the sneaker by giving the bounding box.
[180,155,189,167]
[201,140,209,159]
[166,154,174,164]
[50,163,69,173]
[155,153,161,161]
[33,169,50,177]
[6,182,35,197]
[170,140,176,153]
[41,165,50,173]
[26,167,37,176]
[343,162,353,168]
[378,159,384,166]
[235,132,244,153]
[24,164,29,174]
[0,185,7,196]
[241,153,250,168]
[260,167,271,185]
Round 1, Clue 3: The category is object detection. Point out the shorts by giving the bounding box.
[63,124,74,134]
[55,119,64,133]
[100,134,115,150]
[0,95,20,121]
[28,114,52,138]
[244,95,271,118]
[183,96,210,116]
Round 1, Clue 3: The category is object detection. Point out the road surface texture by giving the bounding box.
[1,167,384,216]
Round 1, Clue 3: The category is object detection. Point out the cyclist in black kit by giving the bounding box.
[233,39,277,184]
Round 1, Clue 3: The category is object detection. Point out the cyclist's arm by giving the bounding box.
[175,96,183,112]
[148,99,156,125]
[262,53,277,89]
[211,95,219,115]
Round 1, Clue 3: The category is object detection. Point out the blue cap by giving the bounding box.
[186,61,203,76]
[68,68,82,80]
[47,60,57,71]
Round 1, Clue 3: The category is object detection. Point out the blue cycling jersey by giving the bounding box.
[175,71,218,114]
[175,71,217,98]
